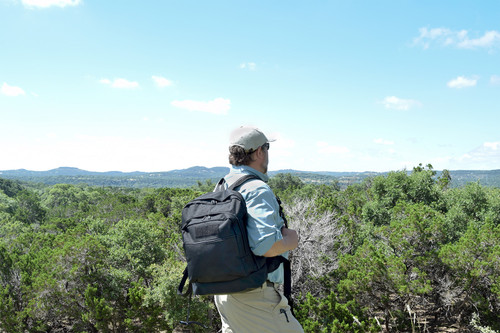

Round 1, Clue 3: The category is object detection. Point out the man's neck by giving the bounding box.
[247,162,266,175]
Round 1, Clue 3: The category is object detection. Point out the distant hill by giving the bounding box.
[0,166,230,188]
[442,169,500,188]
[1,166,499,188]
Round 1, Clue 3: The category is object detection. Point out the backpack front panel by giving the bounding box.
[182,190,260,284]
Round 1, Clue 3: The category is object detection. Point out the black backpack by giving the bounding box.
[177,175,291,299]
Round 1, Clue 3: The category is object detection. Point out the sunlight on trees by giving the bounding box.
[0,166,499,332]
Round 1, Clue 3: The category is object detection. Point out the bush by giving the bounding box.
[295,292,379,332]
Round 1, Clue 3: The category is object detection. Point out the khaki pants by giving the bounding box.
[214,282,304,333]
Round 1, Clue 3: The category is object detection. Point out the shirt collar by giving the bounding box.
[230,165,269,183]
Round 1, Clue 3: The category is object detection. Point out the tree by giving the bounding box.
[439,220,500,330]
[191,179,216,192]
[338,202,449,331]
[13,190,46,225]
[284,197,349,295]
[268,173,304,199]
[0,178,24,197]
[438,169,452,190]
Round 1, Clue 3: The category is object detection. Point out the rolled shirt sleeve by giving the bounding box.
[242,184,284,256]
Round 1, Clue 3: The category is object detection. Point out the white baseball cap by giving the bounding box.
[229,126,275,152]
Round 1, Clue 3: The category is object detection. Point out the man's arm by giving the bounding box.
[262,227,299,257]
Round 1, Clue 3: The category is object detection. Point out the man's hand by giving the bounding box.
[262,227,299,257]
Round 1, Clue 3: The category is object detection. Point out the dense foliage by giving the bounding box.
[0,180,214,332]
[0,165,499,332]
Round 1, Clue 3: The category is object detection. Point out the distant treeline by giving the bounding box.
[1,166,499,189]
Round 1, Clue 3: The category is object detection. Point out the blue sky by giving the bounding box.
[1,0,499,172]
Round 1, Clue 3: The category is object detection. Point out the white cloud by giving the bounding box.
[240,62,257,71]
[316,141,349,155]
[1,82,26,96]
[484,142,500,150]
[374,138,394,145]
[22,0,81,8]
[447,76,477,88]
[152,75,174,87]
[458,30,500,49]
[413,27,500,50]
[100,78,139,89]
[452,141,500,169]
[382,96,420,111]
[413,27,452,49]
[171,98,231,115]
[111,78,139,89]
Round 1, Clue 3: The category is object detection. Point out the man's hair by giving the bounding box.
[228,145,254,166]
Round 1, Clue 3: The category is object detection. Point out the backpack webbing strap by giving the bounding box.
[276,195,289,228]
[283,259,294,313]
[177,267,192,297]
[177,269,208,329]
[267,256,293,312]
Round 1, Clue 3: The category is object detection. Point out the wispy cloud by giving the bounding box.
[447,76,478,88]
[457,141,500,168]
[382,96,420,111]
[152,75,174,88]
[484,142,500,150]
[491,75,500,85]
[240,62,257,71]
[458,31,500,48]
[374,138,394,145]
[22,0,81,8]
[1,82,26,97]
[100,78,139,89]
[171,98,231,115]
[413,27,500,49]
[316,141,349,155]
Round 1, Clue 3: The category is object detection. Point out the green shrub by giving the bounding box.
[295,291,379,332]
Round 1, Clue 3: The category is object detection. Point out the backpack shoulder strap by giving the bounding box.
[226,174,261,191]
[214,177,226,191]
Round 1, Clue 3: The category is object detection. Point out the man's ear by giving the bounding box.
[255,146,265,159]
[249,148,259,161]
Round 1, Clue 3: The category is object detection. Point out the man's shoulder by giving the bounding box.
[225,174,266,190]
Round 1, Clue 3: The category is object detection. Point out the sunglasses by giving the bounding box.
[262,142,270,150]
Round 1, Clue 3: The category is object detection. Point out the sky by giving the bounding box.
[1,0,499,173]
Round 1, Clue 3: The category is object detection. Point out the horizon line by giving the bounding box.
[1,165,499,174]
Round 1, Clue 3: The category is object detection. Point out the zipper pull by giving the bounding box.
[280,309,289,322]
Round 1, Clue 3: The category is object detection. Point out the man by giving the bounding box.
[214,126,304,333]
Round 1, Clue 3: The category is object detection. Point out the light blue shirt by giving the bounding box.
[222,165,287,284]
